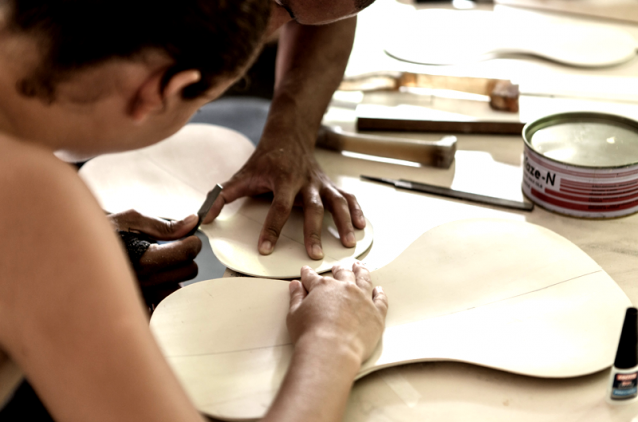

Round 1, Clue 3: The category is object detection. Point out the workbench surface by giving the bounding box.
[309,1,638,420]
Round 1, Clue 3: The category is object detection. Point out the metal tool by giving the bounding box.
[361,175,534,212]
[186,184,223,236]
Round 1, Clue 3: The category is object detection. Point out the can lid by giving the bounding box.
[523,112,638,168]
[615,307,638,369]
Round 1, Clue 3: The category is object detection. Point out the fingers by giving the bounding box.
[372,286,389,319]
[323,187,356,248]
[110,209,199,240]
[299,266,325,292]
[332,261,374,295]
[352,261,373,294]
[338,188,366,230]
[331,264,356,284]
[202,195,226,225]
[203,171,276,224]
[305,262,374,292]
[298,263,387,324]
[258,193,294,255]
[201,175,296,257]
[288,280,307,313]
[302,188,324,260]
[137,236,202,277]
[202,176,252,224]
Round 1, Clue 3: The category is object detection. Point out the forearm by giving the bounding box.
[214,19,364,256]
[263,334,361,422]
[262,17,356,147]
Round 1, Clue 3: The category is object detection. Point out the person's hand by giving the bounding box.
[287,262,388,363]
[108,210,202,287]
[203,140,366,260]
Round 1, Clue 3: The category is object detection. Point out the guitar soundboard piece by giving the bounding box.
[150,218,630,420]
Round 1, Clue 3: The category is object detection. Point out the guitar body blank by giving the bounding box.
[150,218,630,421]
[386,9,636,67]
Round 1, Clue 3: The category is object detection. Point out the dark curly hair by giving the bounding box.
[6,0,269,102]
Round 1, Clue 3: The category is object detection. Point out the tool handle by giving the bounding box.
[400,73,520,112]
[338,71,402,91]
[340,72,519,112]
[317,126,456,169]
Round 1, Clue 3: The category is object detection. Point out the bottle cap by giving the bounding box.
[614,307,638,369]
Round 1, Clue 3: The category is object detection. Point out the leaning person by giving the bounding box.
[0,1,388,421]
[203,0,377,261]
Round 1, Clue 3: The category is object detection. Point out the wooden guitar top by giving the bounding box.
[386,9,636,67]
[150,218,631,420]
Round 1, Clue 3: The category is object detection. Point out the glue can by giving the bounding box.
[608,307,638,404]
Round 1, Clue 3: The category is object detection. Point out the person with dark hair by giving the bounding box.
[201,0,379,262]
[0,0,388,420]
[54,0,383,290]
[4,0,273,289]
[10,0,265,103]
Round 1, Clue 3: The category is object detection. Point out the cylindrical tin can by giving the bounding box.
[522,112,638,218]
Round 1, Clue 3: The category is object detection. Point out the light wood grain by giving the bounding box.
[150,218,630,421]
[319,101,638,421]
[316,125,457,168]
[385,9,636,68]
[495,0,638,24]
[79,124,374,279]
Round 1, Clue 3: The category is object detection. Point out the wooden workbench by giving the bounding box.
[303,1,638,420]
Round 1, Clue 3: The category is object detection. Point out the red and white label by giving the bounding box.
[523,145,638,218]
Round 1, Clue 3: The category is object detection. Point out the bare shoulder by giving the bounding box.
[0,134,97,237]
[0,138,195,421]
[0,135,72,186]
[0,135,131,341]
[0,132,118,261]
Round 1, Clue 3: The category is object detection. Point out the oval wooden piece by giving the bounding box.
[79,124,374,278]
[386,9,636,68]
[150,218,631,420]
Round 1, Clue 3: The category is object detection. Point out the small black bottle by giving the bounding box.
[608,307,638,403]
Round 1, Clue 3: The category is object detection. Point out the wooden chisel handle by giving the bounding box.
[316,125,456,169]
[338,71,403,91]
[339,72,519,112]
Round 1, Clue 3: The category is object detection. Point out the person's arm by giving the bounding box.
[265,264,387,422]
[0,142,387,422]
[205,18,365,261]
[0,146,206,422]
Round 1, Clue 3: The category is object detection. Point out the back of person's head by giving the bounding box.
[6,0,269,102]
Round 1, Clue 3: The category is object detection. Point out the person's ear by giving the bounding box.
[164,70,201,99]
[130,69,201,124]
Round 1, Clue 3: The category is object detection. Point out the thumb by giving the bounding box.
[114,210,199,240]
[148,214,199,240]
[202,194,226,224]
[288,280,306,313]
[202,174,264,224]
